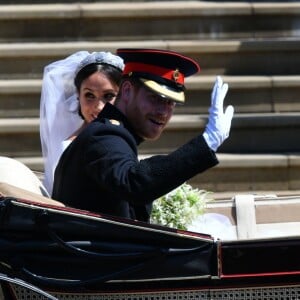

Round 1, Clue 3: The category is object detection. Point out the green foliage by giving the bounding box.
[150,183,212,230]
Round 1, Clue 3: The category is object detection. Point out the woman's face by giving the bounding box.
[78,71,119,123]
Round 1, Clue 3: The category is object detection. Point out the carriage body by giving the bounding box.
[0,186,300,299]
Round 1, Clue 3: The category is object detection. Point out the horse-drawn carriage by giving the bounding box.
[0,157,300,299]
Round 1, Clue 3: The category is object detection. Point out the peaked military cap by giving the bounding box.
[116,48,200,104]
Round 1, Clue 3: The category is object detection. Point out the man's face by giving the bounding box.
[125,83,175,140]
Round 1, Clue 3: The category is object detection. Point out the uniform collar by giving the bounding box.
[97,103,144,145]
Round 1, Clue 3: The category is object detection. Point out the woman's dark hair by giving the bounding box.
[74,63,123,119]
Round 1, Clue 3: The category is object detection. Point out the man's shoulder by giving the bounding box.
[90,117,125,132]
[103,118,122,127]
[85,118,134,141]
[85,117,123,130]
[86,118,138,150]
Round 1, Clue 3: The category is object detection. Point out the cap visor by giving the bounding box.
[140,78,185,104]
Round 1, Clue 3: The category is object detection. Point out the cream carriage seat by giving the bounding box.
[205,193,300,240]
[0,156,64,207]
[0,156,48,196]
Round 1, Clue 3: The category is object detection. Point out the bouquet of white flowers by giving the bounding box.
[150,183,212,230]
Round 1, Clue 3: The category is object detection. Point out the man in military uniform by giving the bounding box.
[52,48,234,222]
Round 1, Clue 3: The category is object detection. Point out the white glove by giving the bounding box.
[203,76,234,152]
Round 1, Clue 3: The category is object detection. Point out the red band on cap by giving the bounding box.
[123,62,184,85]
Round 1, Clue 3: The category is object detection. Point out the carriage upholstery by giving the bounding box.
[204,193,300,240]
[0,182,64,207]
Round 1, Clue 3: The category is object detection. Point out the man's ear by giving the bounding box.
[121,80,132,102]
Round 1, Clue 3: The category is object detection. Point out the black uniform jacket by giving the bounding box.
[52,103,219,222]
